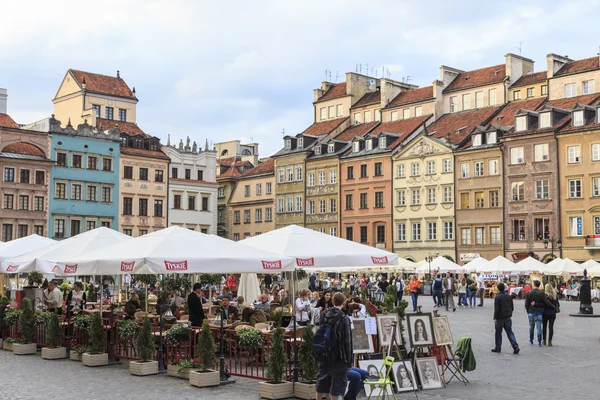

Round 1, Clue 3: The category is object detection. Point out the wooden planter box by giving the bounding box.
[82,352,109,367]
[189,369,220,388]
[167,364,193,379]
[294,382,317,400]
[2,341,12,352]
[130,360,158,376]
[258,381,294,399]
[70,351,82,361]
[41,347,66,360]
[12,343,37,355]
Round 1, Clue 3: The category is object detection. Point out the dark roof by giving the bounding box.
[1,142,46,157]
[316,83,347,102]
[69,69,136,99]
[554,56,600,77]
[0,152,49,161]
[488,97,548,127]
[386,86,434,108]
[0,113,19,129]
[240,158,274,178]
[353,91,380,108]
[334,121,379,141]
[510,71,547,88]
[443,64,506,93]
[96,118,145,137]
[427,107,502,145]
[301,117,348,137]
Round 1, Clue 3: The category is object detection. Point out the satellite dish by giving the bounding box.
[369,79,376,85]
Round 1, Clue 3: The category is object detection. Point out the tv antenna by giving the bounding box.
[281,128,285,137]
[515,41,523,56]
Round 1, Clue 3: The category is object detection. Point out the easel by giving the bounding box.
[386,321,419,400]
[431,310,468,386]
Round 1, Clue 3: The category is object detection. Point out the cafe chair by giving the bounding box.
[364,356,397,400]
[134,311,148,322]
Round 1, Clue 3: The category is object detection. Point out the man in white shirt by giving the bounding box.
[443,273,456,312]
[43,280,63,314]
[476,273,485,307]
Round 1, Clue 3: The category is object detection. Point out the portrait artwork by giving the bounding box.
[352,318,374,354]
[432,316,453,346]
[376,314,401,347]
[393,362,417,392]
[416,357,443,390]
[359,359,384,397]
[406,313,434,347]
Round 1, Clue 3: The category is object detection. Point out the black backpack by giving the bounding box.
[312,314,343,363]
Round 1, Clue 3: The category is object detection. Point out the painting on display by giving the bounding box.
[393,361,418,392]
[359,359,385,397]
[352,318,374,354]
[432,316,453,346]
[416,357,444,390]
[406,313,435,347]
[376,314,402,347]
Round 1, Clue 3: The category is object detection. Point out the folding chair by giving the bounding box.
[364,356,397,400]
[444,337,471,385]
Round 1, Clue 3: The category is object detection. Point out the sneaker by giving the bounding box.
[491,348,501,353]
[529,339,533,345]
[477,304,483,307]
[538,341,542,347]
[513,347,520,355]
[453,308,456,312]
[542,339,546,346]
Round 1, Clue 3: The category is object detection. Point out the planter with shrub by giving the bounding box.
[129,317,158,376]
[294,325,318,400]
[70,344,87,361]
[13,298,37,355]
[2,338,17,351]
[82,312,108,367]
[189,323,219,388]
[41,313,66,359]
[258,327,293,399]
[167,358,202,379]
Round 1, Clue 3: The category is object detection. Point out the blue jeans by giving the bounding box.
[458,293,467,306]
[433,289,443,306]
[495,318,518,350]
[468,289,477,306]
[346,367,369,400]
[528,313,543,343]
[410,292,418,311]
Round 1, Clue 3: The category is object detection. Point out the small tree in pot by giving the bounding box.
[82,311,108,367]
[13,298,37,355]
[130,317,158,376]
[0,297,9,347]
[189,322,219,388]
[295,325,318,399]
[42,313,66,359]
[258,327,293,399]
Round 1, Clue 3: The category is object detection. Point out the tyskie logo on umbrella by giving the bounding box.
[120,261,135,272]
[64,264,78,274]
[164,260,188,271]
[371,256,388,265]
[5,265,18,273]
[262,260,283,270]
[51,266,58,273]
[296,258,314,267]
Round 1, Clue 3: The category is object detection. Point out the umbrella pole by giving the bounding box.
[292,269,298,383]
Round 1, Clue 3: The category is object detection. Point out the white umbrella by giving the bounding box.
[463,257,489,273]
[240,225,398,268]
[54,226,295,276]
[543,258,584,276]
[581,259,600,276]
[416,256,466,274]
[1,227,131,274]
[516,257,545,275]
[0,235,56,266]
[477,256,517,275]
[238,273,261,303]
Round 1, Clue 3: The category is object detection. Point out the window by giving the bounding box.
[487,131,497,144]
[87,185,97,202]
[154,200,163,217]
[461,228,471,245]
[55,182,66,199]
[171,167,179,179]
[244,210,251,223]
[534,180,549,200]
[512,219,526,241]
[527,87,534,98]
[376,225,385,243]
[345,194,353,210]
[488,227,500,245]
[70,154,82,169]
[354,113,362,124]
[194,170,202,181]
[153,170,163,182]
[532,143,549,162]
[286,197,293,212]
[101,186,112,203]
[462,94,471,110]
[34,225,44,236]
[568,146,581,163]
[488,89,497,106]
[475,192,484,208]
[102,158,112,171]
[20,169,30,183]
[330,227,337,237]
[123,166,133,179]
[412,223,421,241]
[427,161,435,175]
[364,111,372,123]
[308,173,315,187]
[475,227,485,245]
[316,199,324,214]
[69,219,81,237]
[277,199,284,213]
[118,109,127,122]
[138,168,148,181]
[233,211,241,224]
[397,190,406,206]
[472,134,482,147]
[593,177,600,197]
[427,222,437,240]
[415,106,422,117]
[3,194,13,209]
[391,111,398,121]
[330,170,337,184]
[450,96,457,113]
[54,219,65,238]
[327,106,335,119]
[474,162,483,177]
[490,190,499,207]
[573,110,585,127]
[427,188,436,204]
[284,168,292,182]
[460,192,470,209]
[295,167,303,181]
[347,166,354,179]
[488,159,498,175]
[541,85,548,96]
[443,187,452,203]
[443,159,452,173]
[460,163,469,178]
[105,106,114,120]
[360,164,368,178]
[92,104,101,118]
[569,179,582,198]
[173,194,182,209]
[297,137,303,149]
[346,227,354,241]
[188,196,195,211]
[253,183,261,196]
[266,182,272,194]
[353,142,360,152]
[101,221,111,228]
[336,104,343,116]
[315,145,322,155]
[295,196,303,212]
[329,198,337,213]
[320,108,326,120]
[511,182,524,201]
[201,197,209,211]
[122,197,133,215]
[34,196,44,211]
[319,171,325,186]
[57,153,67,167]
[592,144,600,161]
[515,115,526,131]
[243,185,250,197]
[375,192,384,208]
[534,218,550,240]
[360,226,368,243]
[35,170,45,184]
[513,91,521,100]
[583,80,595,95]
[397,164,405,178]
[233,233,240,242]
[373,163,383,177]
[366,140,373,151]
[565,83,576,98]
[359,193,368,209]
[510,147,524,164]
[444,221,453,240]
[306,200,315,215]
[266,208,272,221]
[411,163,420,176]
[569,216,583,236]
[475,91,483,108]
[411,189,420,205]
[138,198,148,216]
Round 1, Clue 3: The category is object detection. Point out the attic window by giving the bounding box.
[539,112,551,129]
[366,140,373,151]
[353,141,360,152]
[486,131,497,144]
[328,143,335,153]
[379,137,386,149]
[149,141,158,151]
[284,139,291,149]
[573,110,584,127]
[297,137,304,149]
[134,138,143,149]
[314,145,321,155]
[597,107,600,123]
[515,115,527,132]
[472,134,482,147]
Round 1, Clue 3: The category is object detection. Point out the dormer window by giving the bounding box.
[353,141,360,153]
[539,112,551,129]
[149,141,158,151]
[515,115,527,132]
[297,137,304,149]
[573,110,584,127]
[134,138,143,149]
[328,143,335,153]
[121,137,128,147]
[379,137,386,149]
[597,107,600,123]
[472,134,482,147]
[314,145,321,155]
[486,131,497,144]
[366,140,372,151]
[285,139,291,149]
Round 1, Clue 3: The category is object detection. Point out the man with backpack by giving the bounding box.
[314,292,353,400]
[432,274,443,307]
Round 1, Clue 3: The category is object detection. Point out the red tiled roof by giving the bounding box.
[96,118,145,137]
[443,64,506,93]
[488,97,547,127]
[387,86,434,108]
[510,71,547,88]
[240,158,274,177]
[370,114,432,138]
[69,69,136,99]
[353,91,380,108]
[170,178,218,185]
[427,107,501,145]
[0,113,19,129]
[334,121,379,141]
[121,147,169,160]
[218,165,243,178]
[301,117,348,137]
[541,93,600,110]
[316,83,347,102]
[218,156,242,166]
[554,56,600,77]
[1,142,46,157]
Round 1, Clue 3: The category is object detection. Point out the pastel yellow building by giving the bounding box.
[547,54,600,100]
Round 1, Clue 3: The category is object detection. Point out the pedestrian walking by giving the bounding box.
[394,275,405,307]
[432,274,443,307]
[542,282,560,346]
[457,278,467,308]
[491,282,520,354]
[443,273,456,312]
[467,274,477,308]
[409,275,420,312]
[525,280,555,347]
[476,272,485,306]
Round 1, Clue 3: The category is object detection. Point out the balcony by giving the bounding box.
[584,236,600,250]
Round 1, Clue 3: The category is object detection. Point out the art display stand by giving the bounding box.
[386,321,419,399]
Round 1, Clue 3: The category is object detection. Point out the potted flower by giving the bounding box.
[42,313,66,359]
[3,337,17,352]
[165,322,192,344]
[258,327,293,399]
[129,317,158,376]
[237,325,263,349]
[294,325,318,399]
[167,358,203,379]
[13,298,37,355]
[70,344,87,361]
[189,323,220,388]
[73,313,94,330]
[3,307,21,344]
[117,318,139,343]
[82,312,108,367]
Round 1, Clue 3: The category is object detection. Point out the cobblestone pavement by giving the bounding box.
[1,299,599,400]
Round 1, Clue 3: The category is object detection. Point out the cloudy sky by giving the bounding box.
[2,0,598,157]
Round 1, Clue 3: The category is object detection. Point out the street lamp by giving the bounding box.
[543,238,563,259]
[425,253,438,280]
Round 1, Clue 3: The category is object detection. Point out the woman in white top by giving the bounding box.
[66,282,86,315]
[295,289,311,326]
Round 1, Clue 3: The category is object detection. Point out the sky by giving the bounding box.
[2,0,600,158]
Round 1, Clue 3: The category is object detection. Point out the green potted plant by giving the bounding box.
[165,322,193,343]
[2,307,21,351]
[167,357,202,379]
[0,297,9,348]
[70,344,87,361]
[23,272,44,303]
[237,325,263,349]
[294,325,318,399]
[13,298,37,355]
[129,317,158,376]
[82,312,108,366]
[71,313,93,360]
[258,327,293,399]
[189,322,219,388]
[41,313,66,359]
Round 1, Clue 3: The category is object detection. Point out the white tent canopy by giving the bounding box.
[543,258,585,276]
[238,273,261,303]
[476,256,518,275]
[0,235,56,265]
[240,225,399,268]
[516,257,546,274]
[416,256,465,274]
[1,227,132,274]
[581,259,600,276]
[54,226,295,275]
[462,257,489,273]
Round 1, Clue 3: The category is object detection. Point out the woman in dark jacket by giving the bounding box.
[315,290,333,311]
[543,282,560,346]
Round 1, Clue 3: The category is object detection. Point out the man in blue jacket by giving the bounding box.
[525,280,555,347]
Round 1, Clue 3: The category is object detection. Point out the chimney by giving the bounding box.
[439,65,462,87]
[546,54,572,78]
[313,82,334,102]
[117,70,120,78]
[505,53,534,85]
[0,88,6,114]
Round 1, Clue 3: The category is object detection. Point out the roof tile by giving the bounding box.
[96,118,145,137]
[69,69,136,99]
[1,142,46,157]
[427,107,502,145]
[240,158,274,177]
[370,114,432,139]
[0,113,19,129]
[387,86,434,108]
[488,97,548,127]
[443,64,506,93]
[510,71,547,88]
[554,56,600,77]
[353,91,380,108]
[542,93,600,110]
[121,147,169,160]
[334,121,379,141]
[301,117,348,137]
[316,83,347,102]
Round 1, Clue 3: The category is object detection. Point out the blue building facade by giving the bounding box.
[47,117,121,238]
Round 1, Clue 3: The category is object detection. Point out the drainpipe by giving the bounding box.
[499,143,506,259]
[554,132,562,258]
[452,150,458,264]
